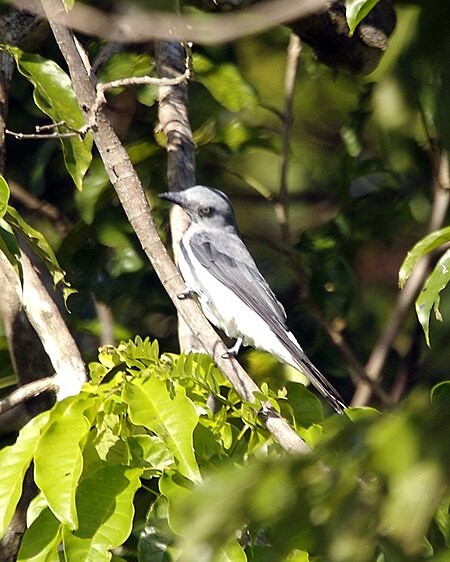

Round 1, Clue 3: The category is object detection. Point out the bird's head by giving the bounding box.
[159,185,238,230]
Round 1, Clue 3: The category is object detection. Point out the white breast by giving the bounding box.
[178,235,300,367]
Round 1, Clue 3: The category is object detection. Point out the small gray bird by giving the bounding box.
[159,186,346,414]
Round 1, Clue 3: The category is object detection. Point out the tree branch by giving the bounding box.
[156,40,199,353]
[0,376,58,416]
[19,0,329,45]
[18,242,87,399]
[274,32,301,249]
[40,0,309,455]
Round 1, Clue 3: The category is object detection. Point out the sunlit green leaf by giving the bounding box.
[284,381,324,428]
[346,0,382,35]
[124,377,201,483]
[17,507,62,562]
[215,539,247,562]
[4,46,92,190]
[0,411,50,539]
[4,206,75,302]
[415,249,450,346]
[0,176,9,219]
[159,473,194,536]
[0,219,21,279]
[194,54,258,112]
[284,551,309,562]
[399,226,450,288]
[34,398,93,529]
[62,465,142,561]
[128,434,175,472]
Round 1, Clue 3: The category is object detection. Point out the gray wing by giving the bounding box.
[186,229,347,414]
[187,229,288,328]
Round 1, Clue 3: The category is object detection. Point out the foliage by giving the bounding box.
[399,226,450,346]
[346,0,382,34]
[0,175,74,299]
[0,0,450,561]
[1,338,448,561]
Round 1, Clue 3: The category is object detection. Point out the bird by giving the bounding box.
[159,185,347,414]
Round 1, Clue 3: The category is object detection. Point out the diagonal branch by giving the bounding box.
[40,0,309,455]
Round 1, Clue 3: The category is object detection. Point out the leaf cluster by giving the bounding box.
[1,338,449,561]
[0,336,330,561]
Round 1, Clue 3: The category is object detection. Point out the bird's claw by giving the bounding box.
[221,337,242,359]
[177,288,193,300]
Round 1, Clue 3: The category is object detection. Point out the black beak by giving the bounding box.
[158,192,185,206]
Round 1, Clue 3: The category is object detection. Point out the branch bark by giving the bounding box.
[40,0,309,455]
[18,0,329,44]
[156,40,200,353]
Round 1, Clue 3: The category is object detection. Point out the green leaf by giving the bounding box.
[415,249,450,346]
[127,434,175,472]
[124,378,201,483]
[139,495,178,562]
[0,411,50,539]
[399,226,450,288]
[4,46,92,190]
[34,398,93,529]
[17,507,62,562]
[194,54,258,112]
[0,219,21,278]
[431,381,450,407]
[215,540,247,562]
[0,176,9,218]
[346,0,382,35]
[62,465,142,561]
[284,381,324,428]
[159,473,194,535]
[4,206,74,301]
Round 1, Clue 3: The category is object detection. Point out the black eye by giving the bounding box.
[198,206,212,216]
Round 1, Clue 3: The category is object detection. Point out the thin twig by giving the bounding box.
[9,180,68,234]
[94,299,115,346]
[6,128,80,139]
[0,376,58,415]
[6,54,192,141]
[274,33,301,249]
[90,57,192,118]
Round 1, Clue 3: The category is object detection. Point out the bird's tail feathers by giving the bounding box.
[281,332,346,414]
[294,354,347,414]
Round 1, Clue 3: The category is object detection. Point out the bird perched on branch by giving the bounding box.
[160,185,346,414]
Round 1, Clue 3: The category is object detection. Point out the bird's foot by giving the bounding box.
[177,287,194,300]
[221,337,243,359]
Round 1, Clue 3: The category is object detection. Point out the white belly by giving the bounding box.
[178,242,299,366]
